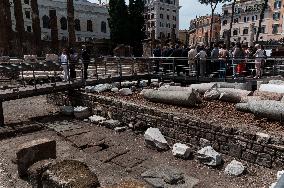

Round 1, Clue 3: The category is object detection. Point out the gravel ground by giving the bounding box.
[3,95,59,124]
[99,91,284,137]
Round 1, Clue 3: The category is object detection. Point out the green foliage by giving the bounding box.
[108,0,129,45]
[108,0,145,56]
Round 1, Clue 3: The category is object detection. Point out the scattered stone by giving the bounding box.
[89,115,106,124]
[119,88,133,96]
[114,126,127,132]
[85,86,96,93]
[100,119,121,129]
[16,138,56,178]
[93,84,113,93]
[109,179,147,188]
[60,106,74,116]
[141,165,199,188]
[219,88,253,103]
[256,132,270,144]
[189,83,217,94]
[172,143,192,159]
[42,160,100,188]
[281,96,284,103]
[236,103,250,113]
[144,128,169,151]
[74,106,90,119]
[196,146,222,166]
[224,160,245,176]
[240,96,262,103]
[199,138,211,148]
[253,90,283,101]
[111,87,119,93]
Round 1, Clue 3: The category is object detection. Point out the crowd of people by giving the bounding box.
[152,42,267,79]
[59,45,90,82]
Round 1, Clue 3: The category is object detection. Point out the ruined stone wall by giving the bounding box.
[48,92,284,169]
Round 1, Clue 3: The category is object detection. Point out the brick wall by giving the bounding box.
[48,92,284,169]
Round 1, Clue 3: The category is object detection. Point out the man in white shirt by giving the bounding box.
[195,47,207,76]
[60,49,69,82]
[188,46,197,72]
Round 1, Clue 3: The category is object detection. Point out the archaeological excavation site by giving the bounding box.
[1,57,284,188]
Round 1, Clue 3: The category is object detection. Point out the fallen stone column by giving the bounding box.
[189,83,217,94]
[159,85,191,91]
[142,89,201,107]
[253,90,283,101]
[259,84,284,94]
[247,100,284,121]
[218,88,253,103]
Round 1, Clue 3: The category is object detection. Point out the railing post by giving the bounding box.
[119,57,122,88]
[0,100,4,126]
[32,64,37,90]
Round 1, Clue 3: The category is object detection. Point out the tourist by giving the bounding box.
[60,48,69,82]
[188,45,197,72]
[153,45,162,73]
[171,45,183,76]
[219,44,229,78]
[232,43,244,79]
[69,48,78,81]
[211,43,219,74]
[195,46,207,77]
[81,45,90,80]
[254,44,266,79]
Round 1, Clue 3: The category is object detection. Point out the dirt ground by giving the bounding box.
[0,96,280,188]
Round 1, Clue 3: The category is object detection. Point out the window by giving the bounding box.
[25,11,30,19]
[60,17,67,30]
[260,26,266,33]
[87,20,93,32]
[273,12,281,20]
[274,1,282,9]
[252,16,254,21]
[42,15,50,29]
[272,24,279,34]
[160,14,163,19]
[233,18,238,23]
[75,19,81,31]
[233,30,238,36]
[243,17,246,22]
[27,26,32,32]
[222,20,227,25]
[166,15,169,20]
[24,0,29,5]
[101,21,107,33]
[243,28,248,35]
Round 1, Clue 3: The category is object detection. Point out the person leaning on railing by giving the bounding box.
[195,46,207,77]
[254,44,266,79]
[59,48,69,82]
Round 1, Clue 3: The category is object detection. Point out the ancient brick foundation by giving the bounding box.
[48,92,284,169]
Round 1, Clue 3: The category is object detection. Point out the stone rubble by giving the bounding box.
[100,119,121,129]
[74,106,90,119]
[119,88,133,96]
[89,115,106,124]
[144,128,169,151]
[172,143,192,159]
[224,160,245,176]
[141,165,199,188]
[111,87,119,93]
[196,146,222,166]
[60,106,74,116]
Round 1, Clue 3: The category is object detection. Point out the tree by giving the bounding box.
[226,0,236,48]
[128,0,145,56]
[67,0,76,47]
[198,0,229,47]
[108,0,129,46]
[256,0,269,43]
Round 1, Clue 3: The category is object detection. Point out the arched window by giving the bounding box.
[222,20,227,26]
[87,20,93,32]
[75,19,81,31]
[101,21,106,33]
[60,17,67,30]
[42,15,50,29]
[233,29,238,36]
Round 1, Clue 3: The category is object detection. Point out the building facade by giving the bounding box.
[9,0,110,42]
[178,29,189,45]
[0,0,110,56]
[188,14,221,46]
[221,0,284,45]
[143,0,180,40]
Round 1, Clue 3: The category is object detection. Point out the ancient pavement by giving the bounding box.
[0,116,278,188]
